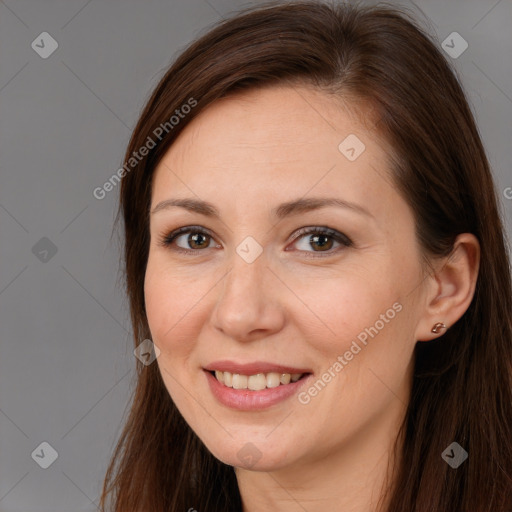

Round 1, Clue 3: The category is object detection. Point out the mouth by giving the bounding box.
[204,367,314,410]
[208,370,311,391]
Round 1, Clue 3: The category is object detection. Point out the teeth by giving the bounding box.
[232,374,248,389]
[248,373,267,391]
[212,371,305,390]
[266,372,281,388]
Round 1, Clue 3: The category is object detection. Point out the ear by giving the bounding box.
[415,233,480,342]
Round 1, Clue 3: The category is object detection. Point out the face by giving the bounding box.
[144,84,428,472]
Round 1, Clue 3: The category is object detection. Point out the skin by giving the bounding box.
[144,84,480,512]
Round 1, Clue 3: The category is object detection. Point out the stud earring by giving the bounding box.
[431,322,447,333]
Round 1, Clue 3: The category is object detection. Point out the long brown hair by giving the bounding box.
[99,2,512,510]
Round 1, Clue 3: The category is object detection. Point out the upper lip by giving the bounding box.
[203,360,312,375]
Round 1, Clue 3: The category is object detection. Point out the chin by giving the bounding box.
[201,434,297,471]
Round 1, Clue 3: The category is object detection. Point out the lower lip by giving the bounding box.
[204,370,312,411]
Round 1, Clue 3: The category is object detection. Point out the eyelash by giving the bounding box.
[157,225,353,258]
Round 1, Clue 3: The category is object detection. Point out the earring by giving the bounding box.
[431,322,446,333]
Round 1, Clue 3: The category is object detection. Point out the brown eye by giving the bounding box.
[159,225,352,257]
[185,232,211,249]
[307,233,334,251]
[159,226,218,252]
[290,227,352,255]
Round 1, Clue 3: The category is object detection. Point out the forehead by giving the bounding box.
[151,84,396,213]
[164,85,375,157]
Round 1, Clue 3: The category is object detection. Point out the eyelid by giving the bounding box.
[157,225,219,251]
[289,226,352,246]
[158,225,353,255]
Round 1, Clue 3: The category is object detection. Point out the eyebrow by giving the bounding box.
[150,197,374,219]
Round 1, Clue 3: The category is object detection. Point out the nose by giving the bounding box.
[211,249,286,342]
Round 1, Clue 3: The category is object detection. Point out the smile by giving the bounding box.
[204,369,313,410]
[211,370,305,390]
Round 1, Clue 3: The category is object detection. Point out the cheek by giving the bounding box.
[144,257,206,356]
[290,264,402,358]
[144,260,205,412]
[299,269,416,412]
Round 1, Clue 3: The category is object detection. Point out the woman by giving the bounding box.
[99,2,512,511]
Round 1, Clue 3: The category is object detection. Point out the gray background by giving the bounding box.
[0,0,511,510]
